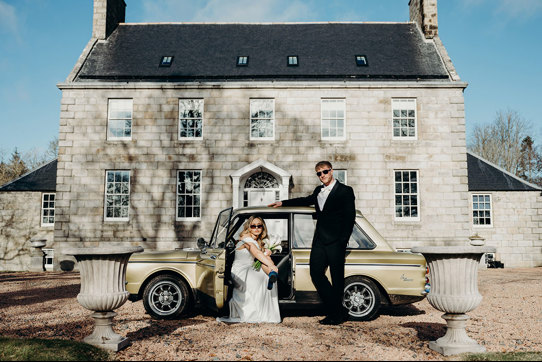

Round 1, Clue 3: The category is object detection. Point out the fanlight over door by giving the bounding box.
[243,171,280,207]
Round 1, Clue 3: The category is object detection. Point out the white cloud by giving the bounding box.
[141,0,317,22]
[0,0,18,34]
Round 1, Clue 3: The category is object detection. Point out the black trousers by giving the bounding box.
[309,241,346,319]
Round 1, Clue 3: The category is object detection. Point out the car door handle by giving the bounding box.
[217,274,225,279]
[210,255,217,260]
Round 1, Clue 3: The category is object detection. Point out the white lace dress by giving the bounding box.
[217,237,281,323]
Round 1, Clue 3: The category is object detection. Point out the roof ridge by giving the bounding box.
[467,151,542,191]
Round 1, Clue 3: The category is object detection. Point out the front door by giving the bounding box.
[247,189,277,206]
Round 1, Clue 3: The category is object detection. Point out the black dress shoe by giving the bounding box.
[319,316,344,325]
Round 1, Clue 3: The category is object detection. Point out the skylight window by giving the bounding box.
[287,56,298,66]
[160,56,174,67]
[237,56,249,66]
[355,55,368,66]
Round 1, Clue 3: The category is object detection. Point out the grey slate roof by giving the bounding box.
[76,23,449,82]
[467,153,541,192]
[0,159,57,192]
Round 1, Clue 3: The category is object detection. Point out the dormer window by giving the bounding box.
[355,55,368,66]
[160,56,174,67]
[287,56,298,66]
[237,56,249,66]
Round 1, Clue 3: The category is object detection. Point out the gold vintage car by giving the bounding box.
[126,206,427,321]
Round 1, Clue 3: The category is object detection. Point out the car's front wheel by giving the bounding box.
[142,274,190,319]
[343,276,381,321]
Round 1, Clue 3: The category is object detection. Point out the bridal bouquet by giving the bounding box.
[253,234,282,271]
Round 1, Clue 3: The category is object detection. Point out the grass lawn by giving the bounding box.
[0,337,113,361]
[463,352,542,361]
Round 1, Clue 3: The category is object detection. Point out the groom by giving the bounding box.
[269,161,356,325]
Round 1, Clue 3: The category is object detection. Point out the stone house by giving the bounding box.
[0,160,57,271]
[467,152,542,267]
[43,0,539,268]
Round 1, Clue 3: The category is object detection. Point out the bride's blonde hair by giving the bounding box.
[240,216,268,250]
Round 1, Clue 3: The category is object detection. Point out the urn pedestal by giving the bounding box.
[29,239,47,272]
[411,246,496,356]
[64,246,143,352]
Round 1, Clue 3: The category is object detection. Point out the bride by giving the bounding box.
[217,216,281,323]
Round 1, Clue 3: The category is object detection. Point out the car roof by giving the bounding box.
[233,206,365,218]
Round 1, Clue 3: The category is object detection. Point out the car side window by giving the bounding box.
[293,214,316,248]
[347,225,376,250]
[231,215,289,254]
[293,213,375,249]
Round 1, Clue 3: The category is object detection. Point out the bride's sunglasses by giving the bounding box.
[316,169,331,177]
[250,224,264,229]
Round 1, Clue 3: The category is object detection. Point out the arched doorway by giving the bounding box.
[230,159,291,209]
[243,171,280,207]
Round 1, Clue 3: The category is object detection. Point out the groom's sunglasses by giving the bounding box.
[250,224,264,229]
[316,169,331,177]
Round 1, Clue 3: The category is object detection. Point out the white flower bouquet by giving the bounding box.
[253,234,282,271]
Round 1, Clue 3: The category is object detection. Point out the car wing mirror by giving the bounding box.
[197,237,208,253]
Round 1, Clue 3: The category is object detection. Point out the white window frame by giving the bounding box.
[104,170,131,222]
[334,169,347,185]
[41,193,55,227]
[392,98,417,140]
[176,170,202,221]
[249,99,275,141]
[43,248,54,271]
[394,170,420,221]
[472,194,493,227]
[179,99,204,140]
[107,99,133,141]
[321,98,346,141]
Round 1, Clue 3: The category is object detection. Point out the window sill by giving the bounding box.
[177,138,203,142]
[106,138,133,142]
[176,218,201,222]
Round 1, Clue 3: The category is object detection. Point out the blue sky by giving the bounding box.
[1,0,541,157]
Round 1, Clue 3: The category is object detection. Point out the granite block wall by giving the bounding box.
[54,82,471,267]
[469,191,542,268]
[0,192,54,271]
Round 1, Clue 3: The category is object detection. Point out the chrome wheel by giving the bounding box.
[143,275,190,319]
[343,277,381,321]
[149,281,182,316]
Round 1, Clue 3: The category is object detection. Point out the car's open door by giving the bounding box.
[196,207,232,310]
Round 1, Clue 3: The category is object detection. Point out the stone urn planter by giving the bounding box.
[29,239,47,272]
[64,246,143,352]
[411,245,496,356]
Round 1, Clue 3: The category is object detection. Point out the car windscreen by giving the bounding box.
[230,214,289,254]
[292,213,376,249]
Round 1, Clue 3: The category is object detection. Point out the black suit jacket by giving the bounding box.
[282,181,356,246]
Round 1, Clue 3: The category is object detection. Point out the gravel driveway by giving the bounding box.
[0,268,540,360]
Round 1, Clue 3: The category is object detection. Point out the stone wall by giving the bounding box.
[0,192,54,271]
[54,82,470,266]
[469,191,542,268]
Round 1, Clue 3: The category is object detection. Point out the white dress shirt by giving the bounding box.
[317,179,336,210]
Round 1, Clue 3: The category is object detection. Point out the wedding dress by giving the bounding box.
[217,237,281,323]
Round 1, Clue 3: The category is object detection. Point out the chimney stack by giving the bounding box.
[93,0,126,40]
[409,0,438,39]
